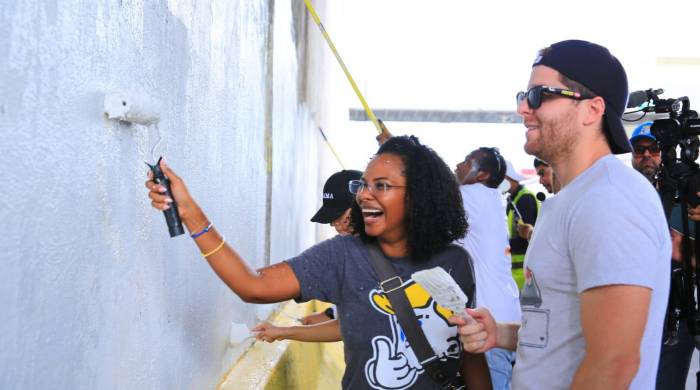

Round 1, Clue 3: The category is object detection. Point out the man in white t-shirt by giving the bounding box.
[455,147,521,390]
[452,40,670,389]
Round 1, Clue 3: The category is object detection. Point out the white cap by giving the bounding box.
[505,160,525,182]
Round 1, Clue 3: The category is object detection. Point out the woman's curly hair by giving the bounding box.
[350,135,468,262]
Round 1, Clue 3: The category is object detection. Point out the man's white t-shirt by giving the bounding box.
[459,183,521,323]
[513,155,670,389]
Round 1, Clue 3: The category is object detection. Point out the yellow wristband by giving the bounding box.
[202,237,226,257]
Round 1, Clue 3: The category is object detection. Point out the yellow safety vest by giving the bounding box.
[507,188,540,288]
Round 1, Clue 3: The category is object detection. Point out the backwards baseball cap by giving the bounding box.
[533,40,631,154]
[505,160,525,182]
[630,121,655,144]
[310,170,362,224]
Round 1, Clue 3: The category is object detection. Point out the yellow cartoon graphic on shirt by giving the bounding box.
[364,280,463,390]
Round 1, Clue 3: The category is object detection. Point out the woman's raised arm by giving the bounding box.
[146,160,301,303]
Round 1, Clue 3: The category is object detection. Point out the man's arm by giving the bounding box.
[570,285,651,390]
[450,308,520,353]
[517,193,538,225]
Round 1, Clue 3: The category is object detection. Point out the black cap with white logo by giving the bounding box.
[310,170,362,224]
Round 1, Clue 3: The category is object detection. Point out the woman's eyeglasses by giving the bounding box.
[516,85,594,109]
[348,180,406,195]
[633,144,661,156]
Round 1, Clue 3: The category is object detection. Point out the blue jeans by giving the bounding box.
[656,319,696,390]
[485,348,515,390]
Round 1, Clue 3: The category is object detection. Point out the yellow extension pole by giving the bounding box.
[303,0,382,134]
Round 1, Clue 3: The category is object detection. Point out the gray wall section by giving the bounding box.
[0,1,329,389]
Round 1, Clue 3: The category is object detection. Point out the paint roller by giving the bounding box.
[103,92,184,237]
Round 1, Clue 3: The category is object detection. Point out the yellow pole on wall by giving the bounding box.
[303,0,382,135]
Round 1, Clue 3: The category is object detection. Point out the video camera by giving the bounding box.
[628,89,700,346]
[628,89,700,165]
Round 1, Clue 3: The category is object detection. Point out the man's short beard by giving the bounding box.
[641,167,658,183]
[528,109,578,163]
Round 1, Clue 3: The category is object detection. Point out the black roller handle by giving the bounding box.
[146,157,185,237]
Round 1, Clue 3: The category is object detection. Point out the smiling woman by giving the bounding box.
[144,135,490,389]
[351,136,469,262]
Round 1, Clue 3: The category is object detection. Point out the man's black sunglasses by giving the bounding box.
[633,144,661,156]
[516,85,595,109]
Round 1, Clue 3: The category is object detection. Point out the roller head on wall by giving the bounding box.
[104,92,161,126]
[103,92,183,237]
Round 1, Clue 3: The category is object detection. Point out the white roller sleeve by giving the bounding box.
[104,92,160,125]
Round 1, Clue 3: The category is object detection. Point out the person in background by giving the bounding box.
[455,147,520,390]
[630,121,660,185]
[628,121,695,389]
[517,159,559,242]
[533,158,559,194]
[503,160,539,289]
[452,39,670,389]
[302,169,362,325]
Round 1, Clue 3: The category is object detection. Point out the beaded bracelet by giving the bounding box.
[202,237,226,258]
[191,222,213,239]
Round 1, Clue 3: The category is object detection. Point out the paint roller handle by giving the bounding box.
[147,157,185,237]
[460,308,477,325]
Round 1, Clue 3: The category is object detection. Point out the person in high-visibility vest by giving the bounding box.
[504,160,540,289]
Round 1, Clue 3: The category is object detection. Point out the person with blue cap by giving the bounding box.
[630,121,661,183]
[631,123,698,389]
[452,40,670,390]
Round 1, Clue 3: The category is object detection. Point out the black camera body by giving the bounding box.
[649,95,700,163]
[632,89,700,207]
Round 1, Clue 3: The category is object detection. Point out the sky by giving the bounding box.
[315,0,700,192]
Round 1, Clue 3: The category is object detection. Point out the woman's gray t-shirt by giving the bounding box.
[287,235,476,390]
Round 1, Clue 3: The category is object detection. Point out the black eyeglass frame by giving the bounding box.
[516,85,595,109]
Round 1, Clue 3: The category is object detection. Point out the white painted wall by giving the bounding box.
[0,0,337,388]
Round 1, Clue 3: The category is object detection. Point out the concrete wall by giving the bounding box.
[0,0,337,388]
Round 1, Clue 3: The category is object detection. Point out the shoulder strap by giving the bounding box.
[365,243,462,389]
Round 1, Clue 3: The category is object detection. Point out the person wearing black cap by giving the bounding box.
[310,170,363,235]
[515,159,559,244]
[452,40,670,390]
[533,158,559,195]
[253,170,362,340]
[298,169,363,326]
